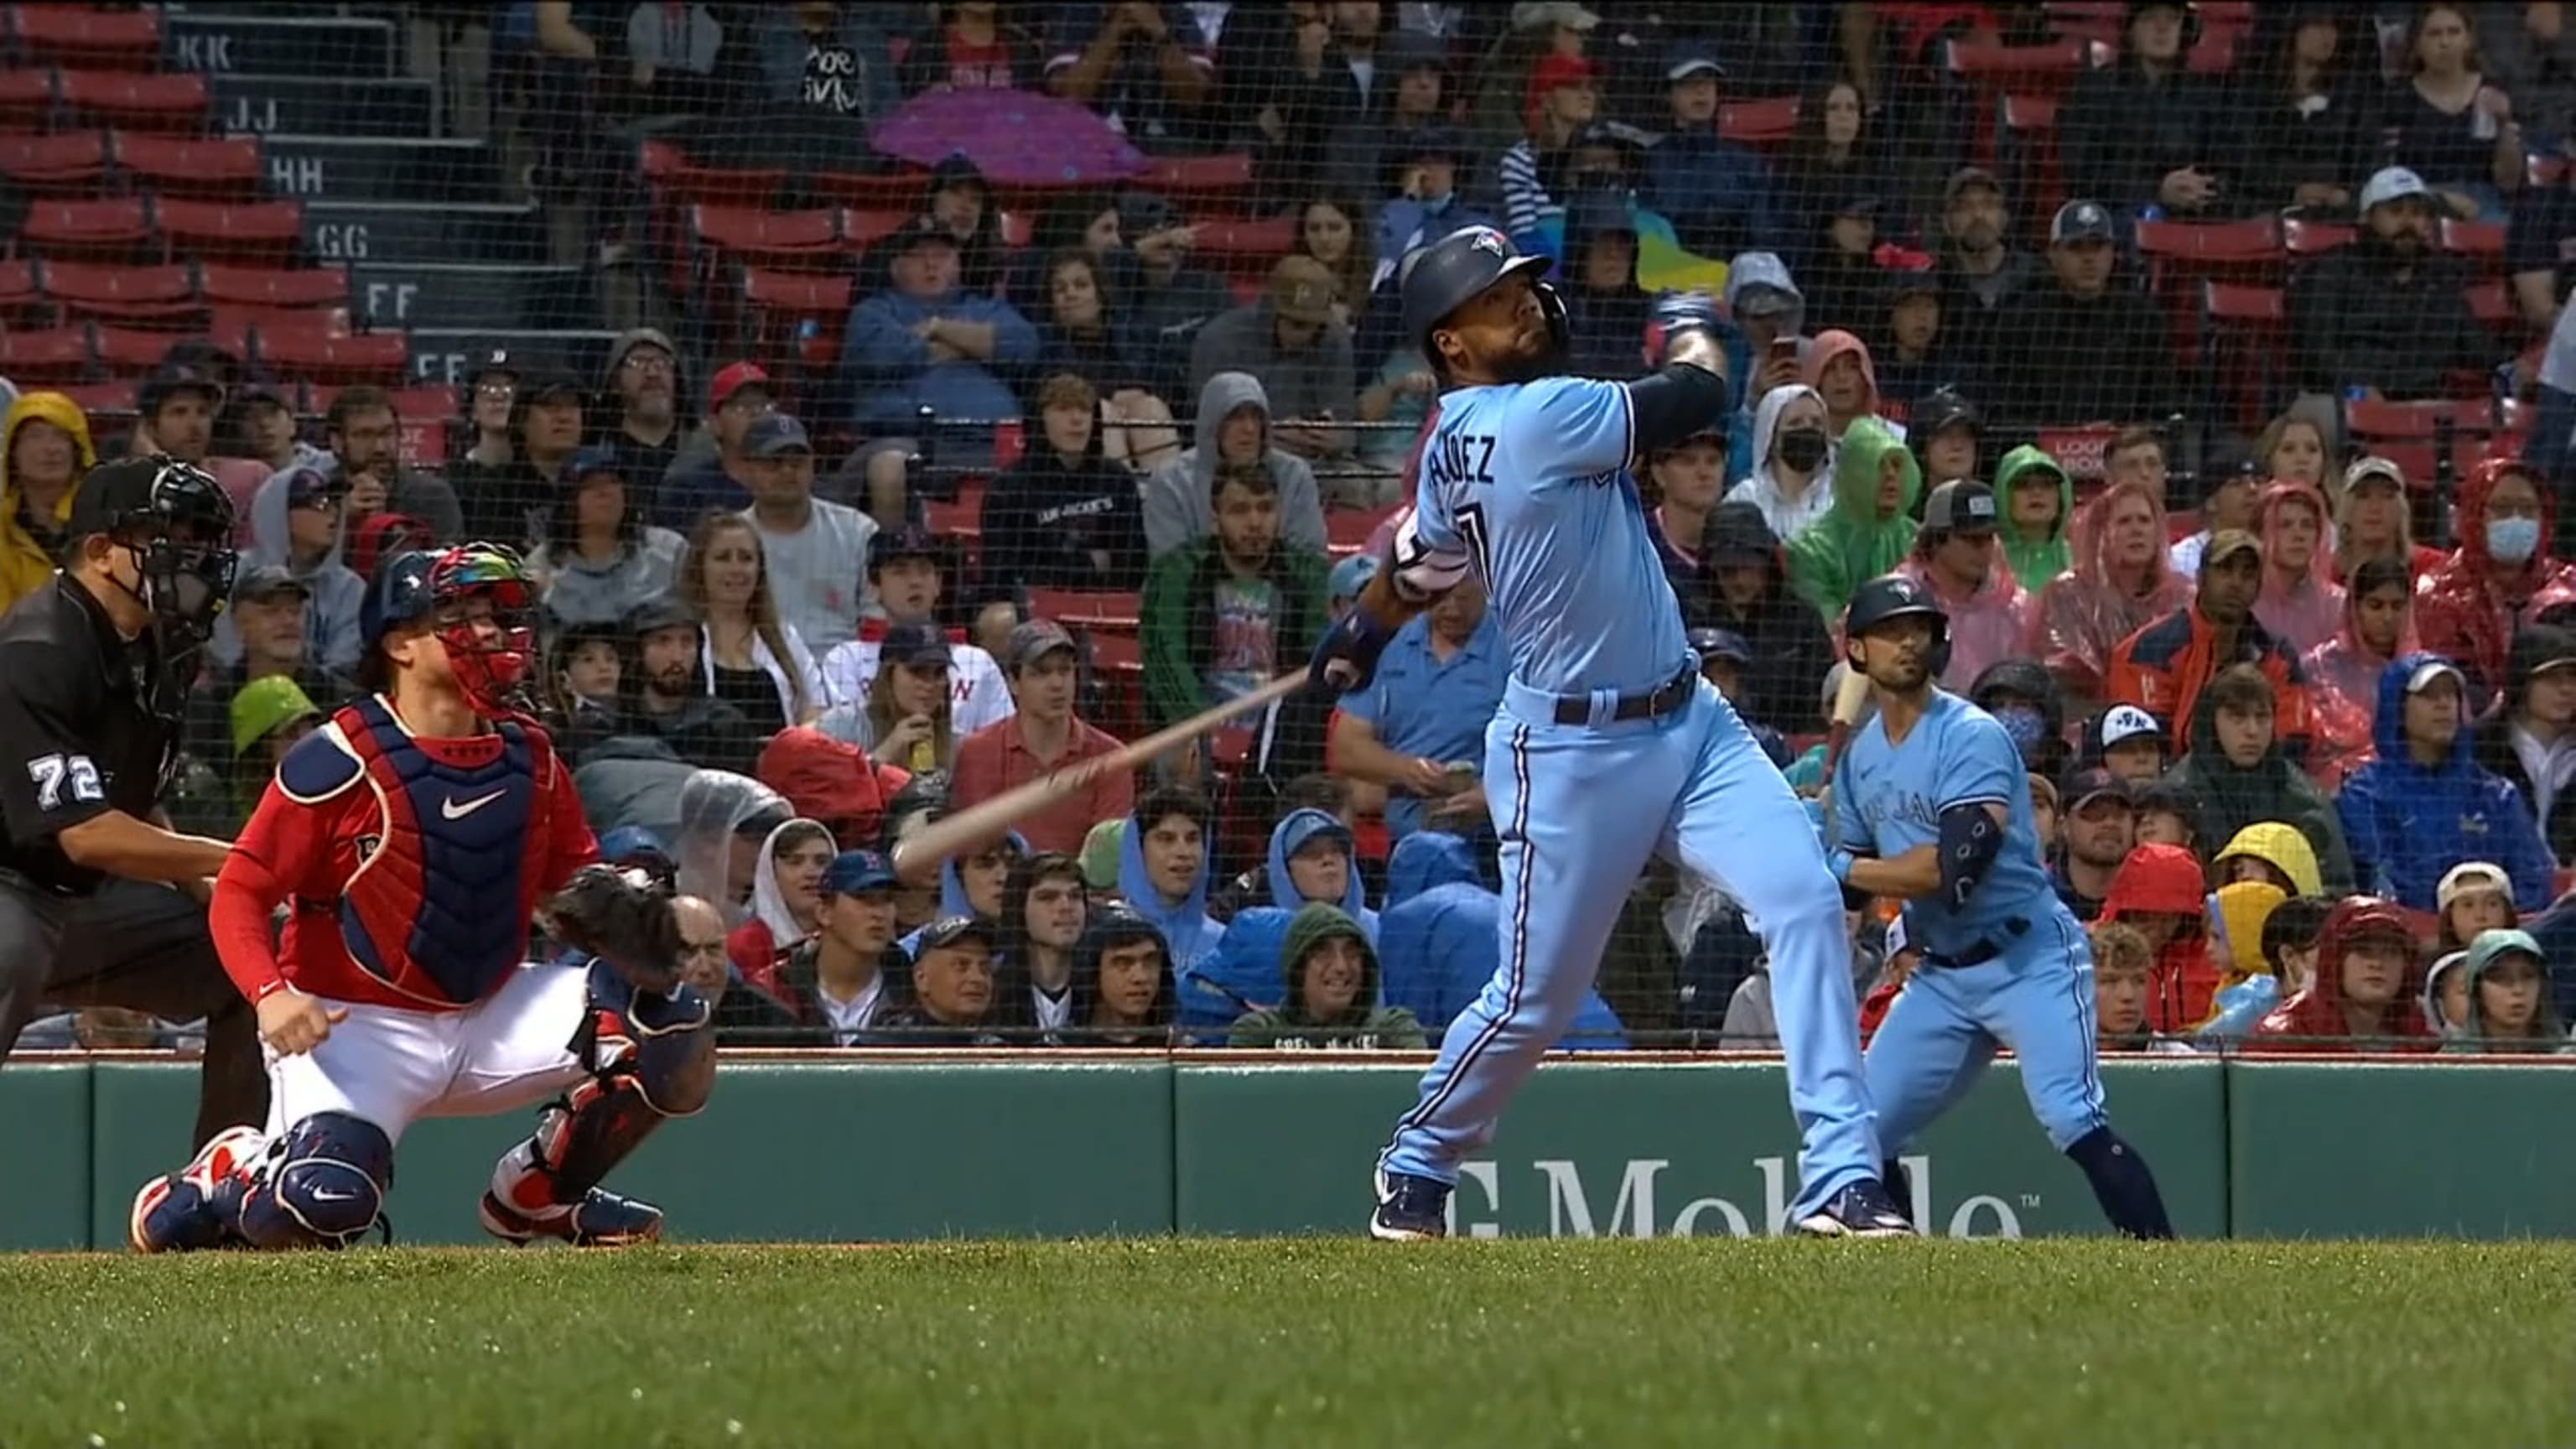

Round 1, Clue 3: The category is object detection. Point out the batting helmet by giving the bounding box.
[1400,225,1568,365]
[1843,574,1951,678]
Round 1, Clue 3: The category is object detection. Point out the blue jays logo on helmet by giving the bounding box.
[1467,227,1509,257]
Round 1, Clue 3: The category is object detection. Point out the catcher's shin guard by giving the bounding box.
[222,1111,394,1249]
[487,965,712,1235]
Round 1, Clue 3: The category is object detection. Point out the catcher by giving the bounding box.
[129,544,714,1252]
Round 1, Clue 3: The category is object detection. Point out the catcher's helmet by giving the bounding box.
[361,542,539,715]
[1400,225,1567,365]
[1843,574,1951,678]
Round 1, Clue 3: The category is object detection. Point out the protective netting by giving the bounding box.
[4,2,2574,1054]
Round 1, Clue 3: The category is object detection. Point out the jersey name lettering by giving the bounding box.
[1428,432,1496,492]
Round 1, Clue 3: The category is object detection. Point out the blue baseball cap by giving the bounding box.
[743,412,813,459]
[1327,553,1379,600]
[823,849,897,896]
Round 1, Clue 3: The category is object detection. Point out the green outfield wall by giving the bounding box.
[2,1057,2566,1249]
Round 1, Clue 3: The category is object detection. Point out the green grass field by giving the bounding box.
[3,1240,2568,1448]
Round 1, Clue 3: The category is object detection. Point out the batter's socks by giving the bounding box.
[2065,1127,2175,1240]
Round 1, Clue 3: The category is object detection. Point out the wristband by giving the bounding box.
[1826,849,1855,885]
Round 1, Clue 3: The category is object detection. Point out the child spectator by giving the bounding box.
[2337,655,2556,911]
[0,392,93,615]
[2261,894,2334,999]
[2445,929,2569,1053]
[2078,704,2168,783]
[1991,445,2071,602]
[979,374,1150,594]
[725,818,837,981]
[2095,841,2216,1031]
[2205,880,2286,1000]
[2475,622,2576,865]
[1805,330,1885,447]
[1265,808,1374,937]
[2251,480,2342,658]
[2132,776,2202,853]
[2433,860,2519,955]
[1226,902,1426,1051]
[2423,948,2472,1038]
[2210,822,2325,899]
[2304,555,2418,791]
[2172,665,2354,892]
[1140,460,1331,728]
[1065,902,1175,1045]
[2091,920,2194,1055]
[1784,417,1919,621]
[2252,896,2435,1052]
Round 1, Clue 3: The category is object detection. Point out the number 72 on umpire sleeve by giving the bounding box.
[28,753,103,811]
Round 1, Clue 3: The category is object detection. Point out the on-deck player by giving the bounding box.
[1829,576,2174,1239]
[129,543,713,1252]
[1311,225,1908,1239]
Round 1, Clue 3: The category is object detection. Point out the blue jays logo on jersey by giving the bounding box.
[1861,787,1942,836]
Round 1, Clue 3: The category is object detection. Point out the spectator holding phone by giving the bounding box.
[2060,0,2223,224]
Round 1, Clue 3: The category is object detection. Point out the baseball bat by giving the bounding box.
[1815,664,1872,846]
[891,668,1311,876]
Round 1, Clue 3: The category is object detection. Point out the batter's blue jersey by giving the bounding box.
[1396,376,1696,697]
[1832,690,2065,960]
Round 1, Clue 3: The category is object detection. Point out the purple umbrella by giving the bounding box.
[869,89,1149,188]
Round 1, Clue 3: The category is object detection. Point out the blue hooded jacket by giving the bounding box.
[2334,652,2556,911]
[1375,832,1627,1050]
[1118,805,1220,976]
[896,829,1029,959]
[1185,906,1291,1031]
[1265,808,1377,941]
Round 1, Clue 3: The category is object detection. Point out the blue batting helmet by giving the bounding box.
[1400,225,1565,361]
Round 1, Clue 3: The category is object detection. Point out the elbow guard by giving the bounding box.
[1937,804,2007,911]
[1626,364,1732,460]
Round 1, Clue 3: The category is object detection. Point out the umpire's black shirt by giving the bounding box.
[0,574,182,896]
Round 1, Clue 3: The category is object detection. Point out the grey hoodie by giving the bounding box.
[1723,383,1834,543]
[1141,371,1327,560]
[207,464,365,674]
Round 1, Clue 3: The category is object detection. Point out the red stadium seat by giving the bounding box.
[2281,218,2354,258]
[55,69,207,132]
[0,323,88,382]
[41,259,196,325]
[1326,505,1399,554]
[921,496,979,542]
[252,327,408,387]
[91,320,179,373]
[198,263,349,309]
[740,266,852,318]
[1138,152,1252,204]
[1948,38,2085,171]
[1193,215,1296,257]
[2134,216,2281,270]
[385,384,458,418]
[156,198,303,264]
[112,132,262,198]
[2345,397,2496,440]
[1024,588,1141,634]
[13,195,149,259]
[637,141,783,205]
[0,66,51,130]
[838,207,909,250]
[8,5,161,70]
[59,377,134,414]
[739,265,854,391]
[1717,96,1800,146]
[812,169,930,210]
[690,205,840,269]
[2464,278,2513,333]
[0,127,102,193]
[0,256,34,319]
[210,301,351,344]
[2200,281,2288,430]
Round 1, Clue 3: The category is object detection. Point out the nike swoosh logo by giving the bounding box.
[442,789,506,821]
[310,1187,358,1202]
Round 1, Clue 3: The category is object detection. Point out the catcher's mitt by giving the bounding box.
[548,863,685,994]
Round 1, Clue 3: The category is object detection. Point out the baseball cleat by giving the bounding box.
[128,1124,266,1254]
[479,1187,663,1247]
[1795,1178,1917,1239]
[1368,1168,1452,1241]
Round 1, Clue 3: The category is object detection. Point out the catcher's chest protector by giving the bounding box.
[326,696,553,1004]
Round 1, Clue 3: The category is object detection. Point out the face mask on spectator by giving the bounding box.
[2487,516,2541,565]
[1777,427,1828,473]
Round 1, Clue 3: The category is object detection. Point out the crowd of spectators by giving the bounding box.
[18,0,2576,1054]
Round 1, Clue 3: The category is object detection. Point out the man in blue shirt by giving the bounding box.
[1830,576,2174,1239]
[839,216,1039,464]
[1310,225,1904,1239]
[1330,579,1508,840]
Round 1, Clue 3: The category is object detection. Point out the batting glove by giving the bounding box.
[1308,607,1396,695]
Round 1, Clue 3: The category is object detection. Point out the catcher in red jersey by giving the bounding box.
[129,543,714,1253]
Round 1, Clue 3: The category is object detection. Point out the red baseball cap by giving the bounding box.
[707,361,771,413]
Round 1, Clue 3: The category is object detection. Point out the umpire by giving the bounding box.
[0,455,267,1146]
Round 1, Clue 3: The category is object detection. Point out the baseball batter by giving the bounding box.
[1312,226,1907,1239]
[1831,576,2174,1239]
[128,544,713,1252]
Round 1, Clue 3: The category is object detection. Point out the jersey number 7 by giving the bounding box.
[1454,500,1493,584]
[28,753,103,812]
